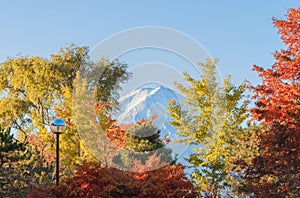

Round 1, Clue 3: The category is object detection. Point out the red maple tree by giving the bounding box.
[26,134,55,164]
[27,159,196,198]
[247,8,300,197]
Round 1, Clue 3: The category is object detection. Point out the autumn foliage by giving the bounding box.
[27,159,196,198]
[246,8,300,197]
[26,134,55,164]
[105,120,126,148]
[3,7,300,197]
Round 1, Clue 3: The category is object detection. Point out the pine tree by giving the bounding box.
[113,120,173,171]
[0,127,53,197]
[168,59,249,197]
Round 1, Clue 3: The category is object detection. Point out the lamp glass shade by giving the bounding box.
[50,118,66,134]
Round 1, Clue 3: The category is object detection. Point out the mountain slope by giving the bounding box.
[114,86,188,158]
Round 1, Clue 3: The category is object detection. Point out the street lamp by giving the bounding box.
[50,118,66,186]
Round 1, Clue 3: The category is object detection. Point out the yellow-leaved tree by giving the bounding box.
[168,59,249,197]
[0,45,131,180]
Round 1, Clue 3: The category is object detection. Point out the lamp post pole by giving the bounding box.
[50,118,66,186]
[55,131,60,186]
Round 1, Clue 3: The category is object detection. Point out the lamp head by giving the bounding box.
[50,118,66,134]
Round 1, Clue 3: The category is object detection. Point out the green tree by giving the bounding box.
[113,120,173,171]
[0,127,54,197]
[168,59,249,197]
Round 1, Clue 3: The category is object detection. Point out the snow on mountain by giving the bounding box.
[117,86,181,131]
[114,86,189,158]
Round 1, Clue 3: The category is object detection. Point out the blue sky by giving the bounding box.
[1,1,300,86]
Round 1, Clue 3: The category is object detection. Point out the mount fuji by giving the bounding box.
[114,86,188,158]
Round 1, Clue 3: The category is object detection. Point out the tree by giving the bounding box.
[246,8,300,197]
[25,116,194,197]
[0,127,53,197]
[112,119,173,171]
[0,45,131,180]
[129,155,196,198]
[27,159,196,198]
[0,45,89,141]
[168,59,249,197]
[54,58,131,176]
[228,123,261,196]
[1,127,29,196]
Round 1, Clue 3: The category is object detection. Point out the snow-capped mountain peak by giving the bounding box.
[114,85,189,160]
[116,86,183,128]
